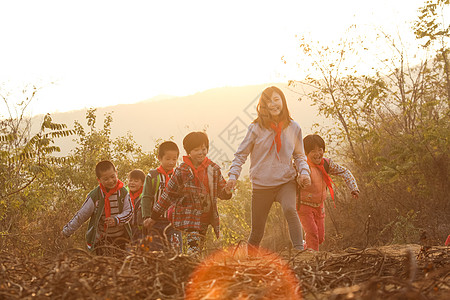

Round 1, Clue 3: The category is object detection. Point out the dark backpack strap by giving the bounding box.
[323,158,330,173]
[149,169,160,200]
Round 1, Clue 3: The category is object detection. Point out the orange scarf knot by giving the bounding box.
[129,186,143,208]
[99,180,124,218]
[183,156,211,191]
[270,121,283,153]
[157,166,174,187]
[307,158,335,206]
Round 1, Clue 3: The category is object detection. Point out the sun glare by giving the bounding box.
[185,246,301,300]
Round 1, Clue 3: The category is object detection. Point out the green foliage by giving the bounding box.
[0,86,77,255]
[214,178,252,247]
[57,108,159,196]
[287,1,450,248]
[1,103,160,255]
[380,209,421,244]
[414,0,450,48]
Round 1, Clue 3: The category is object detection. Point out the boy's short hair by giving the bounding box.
[95,160,116,178]
[128,169,146,182]
[183,131,209,154]
[303,134,326,154]
[158,141,180,158]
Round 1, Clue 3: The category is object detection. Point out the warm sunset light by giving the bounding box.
[0,0,430,115]
[1,1,448,299]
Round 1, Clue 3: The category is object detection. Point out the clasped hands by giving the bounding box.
[297,174,311,189]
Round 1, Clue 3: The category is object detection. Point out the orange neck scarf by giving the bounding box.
[183,156,211,190]
[270,121,283,153]
[157,166,174,187]
[129,186,143,208]
[307,158,335,202]
[99,180,124,218]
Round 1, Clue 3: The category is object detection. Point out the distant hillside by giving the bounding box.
[34,83,328,171]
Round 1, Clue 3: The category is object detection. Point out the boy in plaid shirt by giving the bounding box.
[145,132,232,254]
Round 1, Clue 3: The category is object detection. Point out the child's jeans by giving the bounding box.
[248,180,304,250]
[146,220,182,252]
[297,204,325,251]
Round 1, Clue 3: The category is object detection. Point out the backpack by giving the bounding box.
[85,186,132,250]
[148,169,161,205]
[141,169,161,219]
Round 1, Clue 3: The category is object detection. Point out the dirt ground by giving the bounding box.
[0,243,448,299]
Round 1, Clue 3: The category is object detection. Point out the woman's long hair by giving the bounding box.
[253,86,292,129]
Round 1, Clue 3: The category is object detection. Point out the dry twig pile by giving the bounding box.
[0,244,448,299]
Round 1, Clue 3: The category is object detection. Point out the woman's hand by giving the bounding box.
[297,174,311,189]
[225,179,237,194]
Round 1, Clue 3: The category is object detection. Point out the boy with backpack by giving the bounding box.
[141,141,182,251]
[61,160,133,254]
[145,132,233,254]
[297,134,359,251]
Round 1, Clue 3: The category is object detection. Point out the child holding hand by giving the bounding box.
[298,134,359,251]
[146,132,232,254]
[227,86,311,252]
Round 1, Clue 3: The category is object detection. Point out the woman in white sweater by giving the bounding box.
[227,86,311,252]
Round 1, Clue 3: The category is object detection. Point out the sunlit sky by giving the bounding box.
[0,0,429,116]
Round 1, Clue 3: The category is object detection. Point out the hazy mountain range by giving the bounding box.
[33,83,327,171]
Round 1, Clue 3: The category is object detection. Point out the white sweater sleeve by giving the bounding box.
[228,124,257,181]
[292,124,310,175]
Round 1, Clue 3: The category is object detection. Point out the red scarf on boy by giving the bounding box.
[129,186,143,208]
[99,180,124,218]
[157,166,174,187]
[270,121,283,153]
[307,158,335,202]
[183,156,211,191]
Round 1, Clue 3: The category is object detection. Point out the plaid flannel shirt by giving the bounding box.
[152,161,231,238]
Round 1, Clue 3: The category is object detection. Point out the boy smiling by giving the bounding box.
[61,160,133,254]
[146,132,232,253]
[298,134,359,251]
[141,141,182,251]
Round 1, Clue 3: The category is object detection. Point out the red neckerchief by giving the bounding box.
[129,186,143,208]
[99,180,124,218]
[157,166,174,187]
[270,121,283,153]
[183,156,211,191]
[307,157,335,206]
